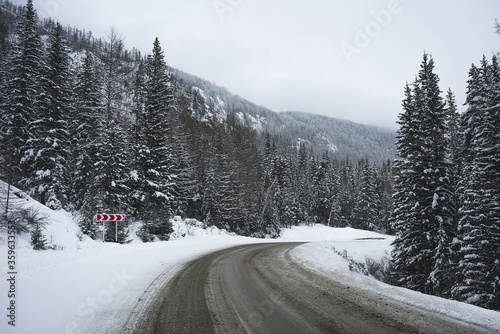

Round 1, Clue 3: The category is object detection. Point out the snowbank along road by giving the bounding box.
[126,242,492,334]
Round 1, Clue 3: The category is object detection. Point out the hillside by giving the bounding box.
[265,111,396,164]
[171,67,397,164]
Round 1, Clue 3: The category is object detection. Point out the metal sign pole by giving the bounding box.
[95,214,125,243]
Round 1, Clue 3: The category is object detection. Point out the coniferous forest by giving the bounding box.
[1,0,499,311]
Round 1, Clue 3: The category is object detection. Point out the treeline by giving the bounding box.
[0,1,394,242]
[392,51,500,310]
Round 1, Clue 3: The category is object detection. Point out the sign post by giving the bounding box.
[95,214,125,242]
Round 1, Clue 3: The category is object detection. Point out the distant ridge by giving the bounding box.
[172,67,396,164]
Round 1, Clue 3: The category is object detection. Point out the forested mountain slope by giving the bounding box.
[0,0,395,241]
[171,67,396,164]
[267,111,395,164]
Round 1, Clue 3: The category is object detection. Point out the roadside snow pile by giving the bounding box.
[286,225,500,333]
[170,216,238,240]
[282,224,394,276]
[281,224,391,242]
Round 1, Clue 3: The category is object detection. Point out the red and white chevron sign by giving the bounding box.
[96,214,125,221]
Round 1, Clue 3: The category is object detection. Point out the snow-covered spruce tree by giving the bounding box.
[452,56,500,310]
[0,7,9,61]
[326,159,342,228]
[352,158,379,230]
[101,27,124,123]
[31,222,47,250]
[0,8,10,124]
[418,58,457,289]
[296,142,312,223]
[260,134,278,227]
[128,63,147,218]
[211,122,239,232]
[338,157,356,227]
[78,28,132,240]
[444,89,462,227]
[100,118,130,209]
[71,50,103,213]
[215,151,238,232]
[135,38,175,241]
[376,160,394,234]
[100,28,132,214]
[444,88,463,293]
[29,22,72,210]
[262,132,300,231]
[392,81,430,293]
[168,110,199,217]
[83,120,131,243]
[256,134,283,236]
[200,156,218,227]
[0,0,44,187]
[274,154,297,229]
[230,116,267,236]
[392,53,457,296]
[488,56,500,310]
[175,94,208,219]
[324,154,341,228]
[429,96,460,298]
[311,152,335,225]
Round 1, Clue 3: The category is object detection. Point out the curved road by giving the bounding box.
[129,243,490,334]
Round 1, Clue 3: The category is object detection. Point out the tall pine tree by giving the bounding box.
[392,53,457,296]
[136,38,175,241]
[453,56,500,309]
[0,0,44,188]
[72,50,103,214]
[29,22,72,209]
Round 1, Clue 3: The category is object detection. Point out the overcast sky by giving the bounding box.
[19,0,500,129]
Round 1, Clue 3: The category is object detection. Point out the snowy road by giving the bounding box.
[127,243,490,334]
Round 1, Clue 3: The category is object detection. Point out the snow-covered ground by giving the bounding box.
[1,184,499,333]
